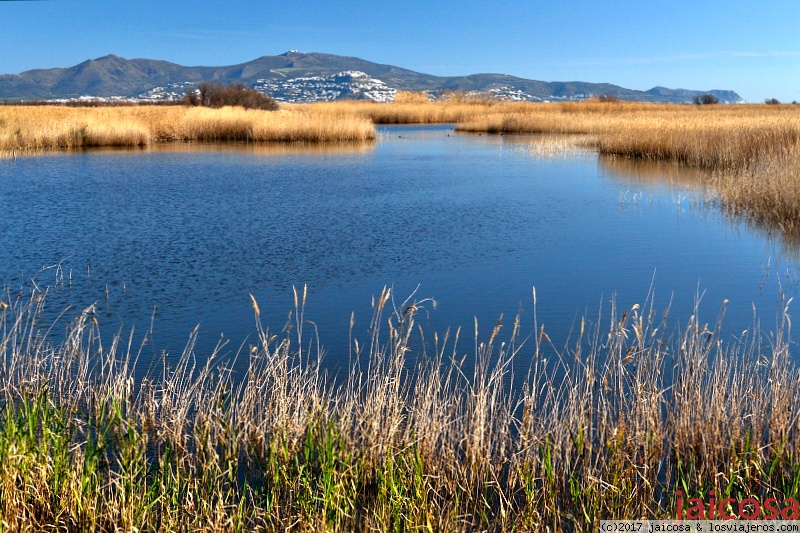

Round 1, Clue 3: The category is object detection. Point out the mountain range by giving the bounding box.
[0,51,744,104]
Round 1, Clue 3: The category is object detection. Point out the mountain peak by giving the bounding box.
[93,54,125,62]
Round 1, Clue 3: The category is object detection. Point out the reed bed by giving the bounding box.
[2,286,800,531]
[456,102,800,162]
[0,105,375,156]
[714,143,800,232]
[304,99,512,124]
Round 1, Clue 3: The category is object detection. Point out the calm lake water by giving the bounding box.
[1,124,798,372]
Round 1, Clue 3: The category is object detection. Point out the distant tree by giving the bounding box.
[597,93,621,103]
[183,89,200,107]
[183,82,278,110]
[693,94,719,105]
[765,98,781,105]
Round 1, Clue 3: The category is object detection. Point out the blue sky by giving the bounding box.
[1,0,798,102]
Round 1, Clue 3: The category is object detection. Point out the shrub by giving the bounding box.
[183,82,279,111]
[183,90,200,107]
[693,94,720,105]
[598,93,621,103]
[765,98,781,105]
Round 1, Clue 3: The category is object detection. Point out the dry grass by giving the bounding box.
[2,284,800,531]
[0,105,375,156]
[593,109,800,170]
[503,134,598,159]
[715,143,800,233]
[303,98,510,124]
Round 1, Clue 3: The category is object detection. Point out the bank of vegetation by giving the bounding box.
[0,104,375,156]
[307,90,503,124]
[2,286,800,531]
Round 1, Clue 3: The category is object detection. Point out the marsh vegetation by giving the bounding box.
[0,105,375,156]
[2,287,800,531]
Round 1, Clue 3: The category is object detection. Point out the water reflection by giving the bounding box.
[599,155,713,190]
[598,154,800,259]
[730,210,800,262]
[73,140,376,157]
[2,125,799,374]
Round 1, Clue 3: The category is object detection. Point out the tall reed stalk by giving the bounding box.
[1,286,799,531]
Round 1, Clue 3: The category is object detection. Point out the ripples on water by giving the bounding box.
[1,124,798,373]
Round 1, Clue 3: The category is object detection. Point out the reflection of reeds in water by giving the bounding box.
[85,139,376,157]
[0,105,376,157]
[600,150,800,259]
[3,286,800,530]
[714,144,800,257]
[599,155,713,190]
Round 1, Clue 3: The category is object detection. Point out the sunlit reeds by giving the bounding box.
[2,286,799,530]
[304,98,509,124]
[715,143,800,231]
[0,105,375,156]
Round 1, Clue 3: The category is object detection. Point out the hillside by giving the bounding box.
[0,51,744,104]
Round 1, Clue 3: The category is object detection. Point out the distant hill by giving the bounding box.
[0,51,744,104]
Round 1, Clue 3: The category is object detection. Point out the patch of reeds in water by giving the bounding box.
[2,286,800,531]
[0,105,375,156]
[713,143,800,231]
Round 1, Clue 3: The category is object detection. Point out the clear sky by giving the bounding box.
[1,0,798,103]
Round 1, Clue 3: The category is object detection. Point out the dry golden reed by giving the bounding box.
[715,143,800,232]
[2,285,800,531]
[303,94,509,124]
[0,105,375,156]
